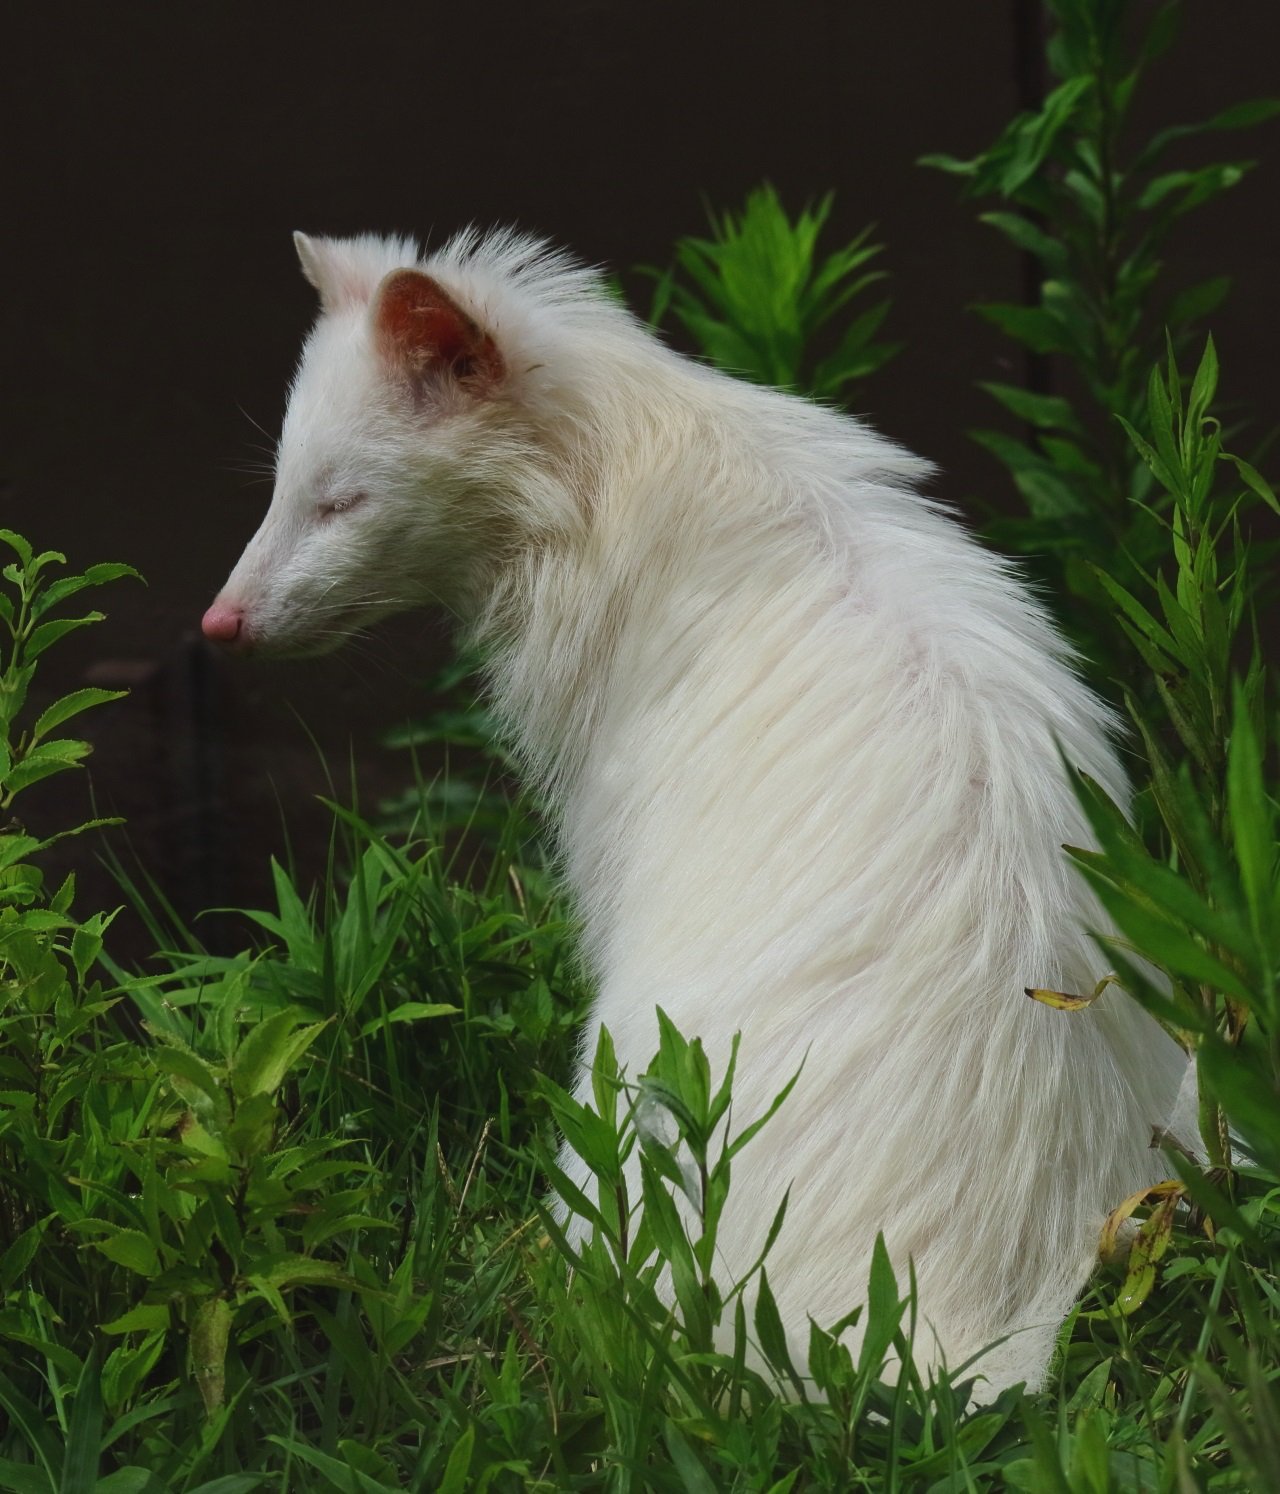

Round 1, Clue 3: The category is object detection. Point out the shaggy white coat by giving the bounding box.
[209,229,1191,1398]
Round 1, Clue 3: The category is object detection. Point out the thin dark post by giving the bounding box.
[1012,0,1052,399]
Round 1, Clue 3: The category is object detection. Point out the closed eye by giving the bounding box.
[317,492,368,520]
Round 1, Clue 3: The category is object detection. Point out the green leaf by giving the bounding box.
[185,1480,266,1494]
[89,1229,161,1279]
[355,1001,459,1037]
[268,857,317,961]
[3,738,92,797]
[31,688,126,744]
[229,1008,330,1099]
[1091,569,1179,660]
[0,836,39,876]
[0,1220,49,1291]
[21,614,104,663]
[762,1476,801,1494]
[1226,695,1274,950]
[1167,275,1231,329]
[647,185,897,400]
[263,1440,388,1494]
[27,550,66,579]
[1074,778,1251,950]
[917,151,981,178]
[244,1253,362,1292]
[1074,864,1255,1004]
[998,76,1093,195]
[1138,162,1251,214]
[538,1069,628,1186]
[1135,98,1280,172]
[70,913,115,985]
[99,1333,166,1420]
[0,1370,62,1489]
[972,302,1065,355]
[661,1421,719,1494]
[94,1472,169,1494]
[151,1046,227,1117]
[1225,454,1280,515]
[754,1268,800,1387]
[6,908,74,934]
[190,1297,232,1416]
[31,563,142,619]
[857,1232,905,1378]
[812,336,901,396]
[977,211,1068,269]
[226,1091,277,1160]
[437,1423,476,1494]
[1199,97,1280,130]
[1117,414,1178,495]
[1187,334,1219,426]
[101,1304,171,1336]
[811,302,897,396]
[726,1066,803,1162]
[970,429,1089,519]
[0,1456,59,1493]
[59,1346,103,1494]
[978,381,1083,433]
[1199,1042,1280,1172]
[0,530,33,567]
[0,662,34,732]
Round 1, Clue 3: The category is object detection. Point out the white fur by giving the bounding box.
[212,229,1190,1398]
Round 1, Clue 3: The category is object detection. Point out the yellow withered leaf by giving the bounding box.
[1100,1179,1184,1262]
[1025,973,1123,1011]
[1026,987,1095,1010]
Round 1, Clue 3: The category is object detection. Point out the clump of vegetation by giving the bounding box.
[643,182,901,403]
[920,0,1279,672]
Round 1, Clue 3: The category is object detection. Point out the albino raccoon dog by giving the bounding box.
[204,229,1190,1399]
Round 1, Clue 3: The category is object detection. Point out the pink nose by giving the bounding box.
[202,602,247,647]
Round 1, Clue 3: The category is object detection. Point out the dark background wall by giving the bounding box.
[4,3,1277,944]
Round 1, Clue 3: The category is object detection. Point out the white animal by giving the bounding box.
[204,229,1191,1399]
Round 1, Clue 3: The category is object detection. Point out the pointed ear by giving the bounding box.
[372,268,505,391]
[293,231,406,314]
[293,231,328,297]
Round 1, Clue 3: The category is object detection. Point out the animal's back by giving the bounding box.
[530,361,1187,1396]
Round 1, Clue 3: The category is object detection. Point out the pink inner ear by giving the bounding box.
[374,270,504,385]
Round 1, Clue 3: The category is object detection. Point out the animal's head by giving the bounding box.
[203,231,579,656]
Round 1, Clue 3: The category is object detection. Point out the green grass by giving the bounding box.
[1,767,1276,1490]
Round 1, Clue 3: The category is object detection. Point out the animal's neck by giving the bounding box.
[480,371,850,946]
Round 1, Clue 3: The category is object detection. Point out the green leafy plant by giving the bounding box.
[1060,340,1278,1174]
[0,527,137,1274]
[1022,341,1280,1488]
[644,183,901,403]
[0,528,584,1484]
[0,529,135,822]
[921,0,1279,664]
[534,1018,1029,1490]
